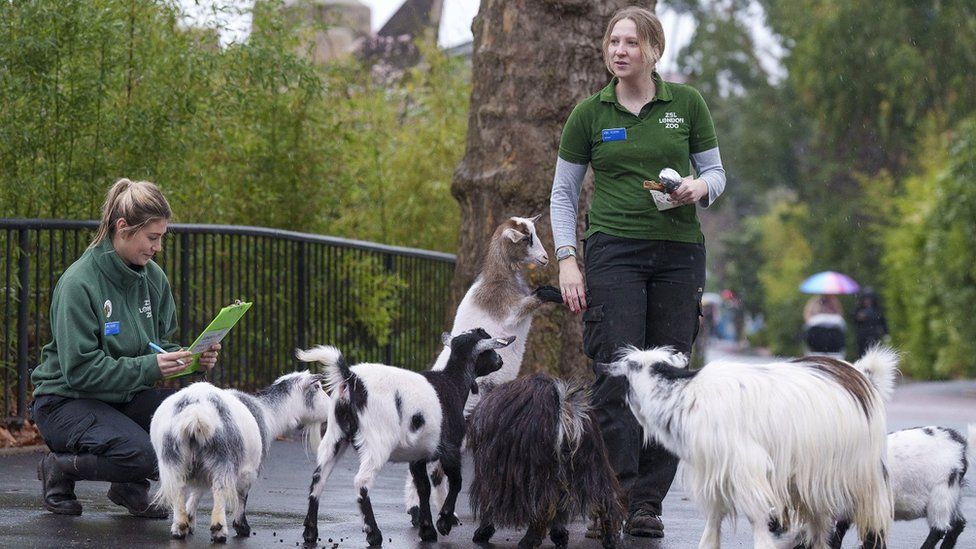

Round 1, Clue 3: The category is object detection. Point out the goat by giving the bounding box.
[467,373,625,549]
[149,371,330,543]
[600,346,898,549]
[405,215,562,522]
[296,328,515,546]
[829,424,975,549]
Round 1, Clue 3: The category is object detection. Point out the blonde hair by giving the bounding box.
[602,6,666,76]
[88,178,172,249]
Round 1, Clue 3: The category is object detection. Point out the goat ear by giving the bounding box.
[441,332,453,347]
[503,227,526,243]
[529,214,542,223]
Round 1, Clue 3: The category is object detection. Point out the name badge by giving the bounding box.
[601,127,627,142]
[104,321,120,336]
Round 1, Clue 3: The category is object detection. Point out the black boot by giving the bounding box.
[107,480,167,519]
[36,452,89,516]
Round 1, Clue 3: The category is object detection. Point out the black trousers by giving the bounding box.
[583,232,705,515]
[31,388,174,483]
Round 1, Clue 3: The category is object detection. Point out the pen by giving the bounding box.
[149,342,185,366]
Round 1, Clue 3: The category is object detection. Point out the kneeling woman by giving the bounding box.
[30,179,220,517]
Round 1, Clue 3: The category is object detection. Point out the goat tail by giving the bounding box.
[296,345,350,396]
[852,345,900,403]
[173,403,217,444]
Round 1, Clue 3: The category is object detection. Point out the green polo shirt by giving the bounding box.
[558,73,717,243]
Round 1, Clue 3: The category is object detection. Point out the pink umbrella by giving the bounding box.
[799,271,860,295]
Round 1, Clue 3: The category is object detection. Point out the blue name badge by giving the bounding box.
[104,321,120,336]
[601,127,627,142]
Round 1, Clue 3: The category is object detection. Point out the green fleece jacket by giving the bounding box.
[31,238,180,403]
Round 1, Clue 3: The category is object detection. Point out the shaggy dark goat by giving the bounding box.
[467,374,624,549]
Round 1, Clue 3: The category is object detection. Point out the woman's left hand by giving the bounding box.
[669,178,708,206]
[198,343,221,372]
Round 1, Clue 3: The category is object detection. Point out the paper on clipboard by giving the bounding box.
[165,301,252,379]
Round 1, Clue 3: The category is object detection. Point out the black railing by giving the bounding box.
[1,219,457,420]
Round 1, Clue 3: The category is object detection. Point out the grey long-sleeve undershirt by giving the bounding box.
[549,146,727,251]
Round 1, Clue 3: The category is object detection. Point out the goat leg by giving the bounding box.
[472,520,495,543]
[939,516,966,549]
[549,505,570,548]
[232,490,250,537]
[435,461,463,536]
[828,519,850,549]
[409,460,437,542]
[357,487,383,546]
[517,521,547,549]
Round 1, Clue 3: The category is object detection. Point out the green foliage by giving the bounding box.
[881,117,976,378]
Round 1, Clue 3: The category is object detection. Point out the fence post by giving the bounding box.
[384,253,394,366]
[16,229,30,419]
[179,233,190,345]
[297,241,307,353]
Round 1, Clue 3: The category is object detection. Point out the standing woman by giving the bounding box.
[550,7,726,539]
[30,179,220,517]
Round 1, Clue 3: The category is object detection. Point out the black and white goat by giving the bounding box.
[600,346,898,549]
[296,328,515,546]
[467,373,625,549]
[829,424,976,549]
[405,215,562,520]
[149,372,330,542]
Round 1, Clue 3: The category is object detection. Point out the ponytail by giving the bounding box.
[88,178,172,249]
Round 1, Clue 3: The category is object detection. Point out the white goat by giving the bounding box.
[405,215,561,520]
[829,424,976,549]
[297,328,514,547]
[150,372,329,543]
[601,346,898,549]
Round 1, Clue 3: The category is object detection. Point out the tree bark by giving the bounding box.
[450,0,656,377]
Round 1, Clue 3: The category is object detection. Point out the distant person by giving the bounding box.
[802,294,846,357]
[853,288,888,358]
[549,5,726,539]
[30,179,221,517]
[803,294,843,321]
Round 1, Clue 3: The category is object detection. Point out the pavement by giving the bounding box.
[1,342,973,549]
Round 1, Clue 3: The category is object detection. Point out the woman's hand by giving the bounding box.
[669,177,708,206]
[156,350,194,376]
[197,343,221,373]
[558,259,587,315]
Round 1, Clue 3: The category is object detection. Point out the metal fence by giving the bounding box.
[1,219,456,421]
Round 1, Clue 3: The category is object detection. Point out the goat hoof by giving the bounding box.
[419,525,438,542]
[210,533,227,544]
[436,513,460,536]
[171,521,191,539]
[473,523,495,543]
[233,522,250,537]
[302,526,318,544]
[407,505,420,527]
[366,529,383,546]
[549,527,569,548]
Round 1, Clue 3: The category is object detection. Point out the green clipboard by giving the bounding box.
[165,301,252,379]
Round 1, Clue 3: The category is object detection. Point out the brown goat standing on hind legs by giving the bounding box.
[467,374,624,549]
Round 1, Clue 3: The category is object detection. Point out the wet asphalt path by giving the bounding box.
[1,345,973,549]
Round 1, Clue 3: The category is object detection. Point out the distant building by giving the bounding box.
[268,0,445,69]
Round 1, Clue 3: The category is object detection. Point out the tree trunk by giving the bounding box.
[450,0,655,377]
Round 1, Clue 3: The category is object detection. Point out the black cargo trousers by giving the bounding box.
[582,231,705,515]
[31,388,174,482]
